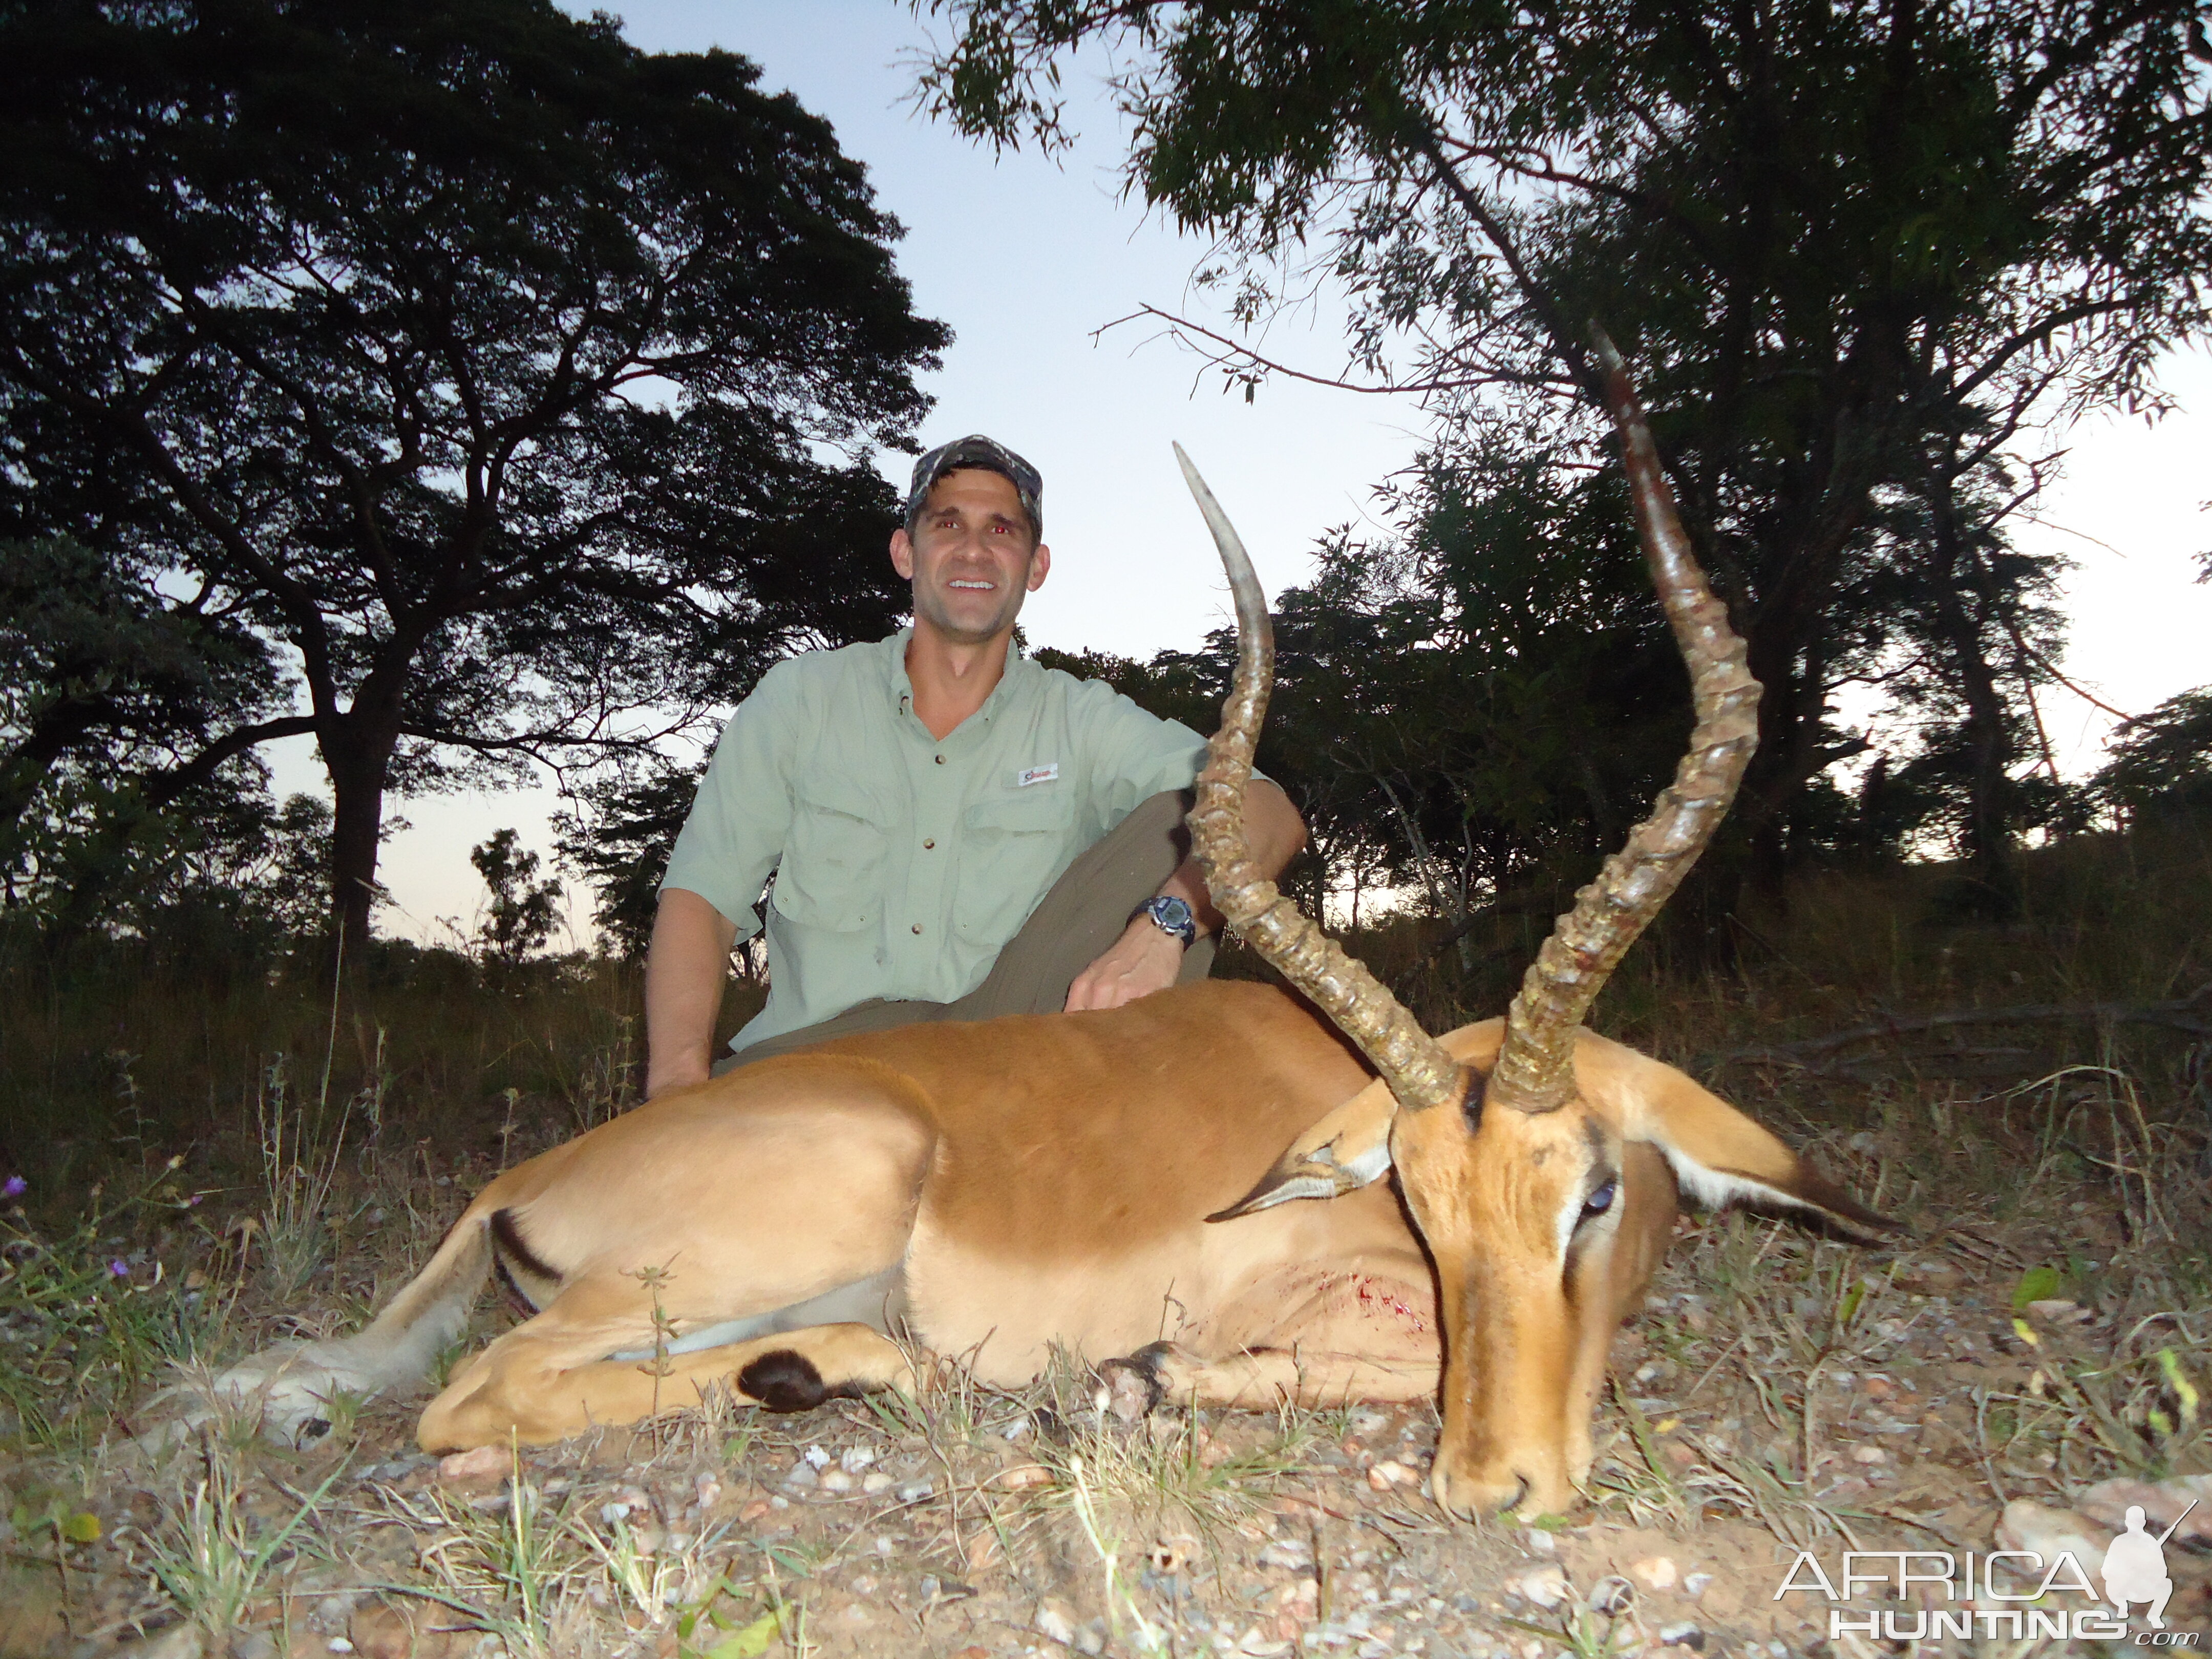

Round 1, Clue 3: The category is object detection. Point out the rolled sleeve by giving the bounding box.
[1067,679,1210,836]
[660,663,801,941]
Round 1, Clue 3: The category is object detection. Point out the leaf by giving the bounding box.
[60,1511,101,1543]
[2012,1266,2064,1310]
[700,1610,780,1659]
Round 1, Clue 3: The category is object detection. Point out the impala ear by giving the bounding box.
[1208,1077,1397,1221]
[1573,1032,1897,1241]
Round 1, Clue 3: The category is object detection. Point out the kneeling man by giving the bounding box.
[644,436,1306,1096]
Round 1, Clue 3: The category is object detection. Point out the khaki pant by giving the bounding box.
[714,790,1213,1071]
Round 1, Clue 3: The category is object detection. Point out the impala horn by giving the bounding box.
[1486,327,1762,1112]
[1177,325,1759,1122]
[1177,446,1467,1115]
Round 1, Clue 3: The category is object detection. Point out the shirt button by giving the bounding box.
[923,838,935,850]
[911,923,923,934]
[934,753,945,764]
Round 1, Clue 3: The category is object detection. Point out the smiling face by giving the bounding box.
[889,467,1051,647]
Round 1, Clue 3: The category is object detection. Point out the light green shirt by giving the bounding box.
[662,629,1209,1053]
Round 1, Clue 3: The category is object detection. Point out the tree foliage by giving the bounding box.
[2,0,945,954]
[920,0,2212,910]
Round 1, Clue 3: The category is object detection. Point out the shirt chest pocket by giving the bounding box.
[952,788,1075,947]
[773,777,893,932]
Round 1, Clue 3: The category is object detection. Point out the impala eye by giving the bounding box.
[1581,1179,1618,1218]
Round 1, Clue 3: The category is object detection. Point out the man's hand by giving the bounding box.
[1065,916,1186,1012]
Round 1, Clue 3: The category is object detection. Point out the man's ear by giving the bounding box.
[889,526,916,581]
[1208,1076,1396,1221]
[1026,542,1051,591]
[1571,1031,1898,1240]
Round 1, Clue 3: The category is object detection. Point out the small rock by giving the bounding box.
[1258,1539,1315,1571]
[1629,1556,1678,1591]
[992,1462,1054,1490]
[738,1499,771,1522]
[818,1469,856,1494]
[2078,1474,2212,1543]
[781,1463,819,1490]
[802,1444,831,1469]
[1522,1526,1557,1556]
[1860,1375,1895,1399]
[1367,1459,1419,1491]
[1035,1600,1079,1646]
[1995,1500,2106,1576]
[328,1642,357,1655]
[1658,1622,1706,1648]
[839,1445,876,1474]
[895,1478,933,1502]
[233,1636,276,1659]
[861,1471,894,1494]
[964,1529,1002,1572]
[1682,1571,1714,1598]
[1848,1444,1887,1465]
[1517,1564,1569,1609]
[692,1474,721,1511]
[436,1445,507,1484]
[1000,1414,1033,1442]
[1281,1577,1320,1618]
[1589,1577,1635,1615]
[1075,1622,1108,1655]
[2026,1298,2089,1323]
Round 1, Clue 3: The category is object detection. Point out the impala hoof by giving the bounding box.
[1097,1341,1192,1422]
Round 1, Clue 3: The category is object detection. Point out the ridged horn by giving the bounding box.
[1485,327,1763,1113]
[1177,444,1465,1114]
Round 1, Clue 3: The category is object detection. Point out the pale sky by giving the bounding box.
[266,1,2212,947]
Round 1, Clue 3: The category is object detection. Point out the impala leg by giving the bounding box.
[1101,1256,1441,1417]
[419,1292,912,1450]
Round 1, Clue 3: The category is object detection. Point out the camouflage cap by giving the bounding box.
[905,435,1043,539]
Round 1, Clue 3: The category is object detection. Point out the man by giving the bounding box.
[644,436,1306,1097]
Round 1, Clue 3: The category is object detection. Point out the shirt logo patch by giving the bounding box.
[1015,762,1060,788]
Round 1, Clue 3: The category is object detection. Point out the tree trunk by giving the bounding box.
[320,715,401,968]
[1923,464,2018,914]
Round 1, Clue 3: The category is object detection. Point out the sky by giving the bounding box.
[267,0,2212,949]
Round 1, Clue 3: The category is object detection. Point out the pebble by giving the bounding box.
[1849,1444,1887,1465]
[692,1474,721,1511]
[781,1463,818,1490]
[1367,1459,1419,1491]
[436,1445,508,1483]
[862,1471,895,1494]
[1517,1564,1569,1609]
[1035,1600,1079,1646]
[895,1477,934,1502]
[839,1444,876,1473]
[1629,1555,1678,1591]
[1660,1623,1706,1649]
[992,1462,1054,1490]
[1522,1526,1557,1556]
[802,1444,831,1469]
[818,1469,856,1493]
[1589,1576,1636,1615]
[1682,1571,1714,1598]
[1258,1539,1315,1571]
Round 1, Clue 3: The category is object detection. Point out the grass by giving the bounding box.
[0,815,2206,1651]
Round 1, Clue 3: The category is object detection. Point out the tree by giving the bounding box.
[2,0,946,956]
[471,827,564,967]
[919,0,2212,900]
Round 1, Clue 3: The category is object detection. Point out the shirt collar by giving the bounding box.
[884,627,1030,727]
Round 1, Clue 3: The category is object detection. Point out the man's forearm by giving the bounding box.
[644,887,739,1097]
[1156,777,1306,936]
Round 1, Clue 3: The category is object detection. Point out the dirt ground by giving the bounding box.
[5,1054,2208,1659]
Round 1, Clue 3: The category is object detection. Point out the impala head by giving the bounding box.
[1178,329,1890,1520]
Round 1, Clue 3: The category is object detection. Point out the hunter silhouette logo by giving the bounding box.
[2107,1501,2197,1630]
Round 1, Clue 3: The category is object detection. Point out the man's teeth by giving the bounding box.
[948,580,993,589]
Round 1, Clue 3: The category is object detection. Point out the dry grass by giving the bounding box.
[2,816,2208,1654]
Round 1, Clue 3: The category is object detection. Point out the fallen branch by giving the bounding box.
[1719,985,2211,1068]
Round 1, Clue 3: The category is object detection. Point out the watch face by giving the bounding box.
[1146,896,1195,943]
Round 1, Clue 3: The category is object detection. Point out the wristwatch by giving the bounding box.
[1133,895,1197,948]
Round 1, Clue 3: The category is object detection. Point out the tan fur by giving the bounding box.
[192,981,1879,1520]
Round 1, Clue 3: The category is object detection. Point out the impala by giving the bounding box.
[190,335,1884,1517]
